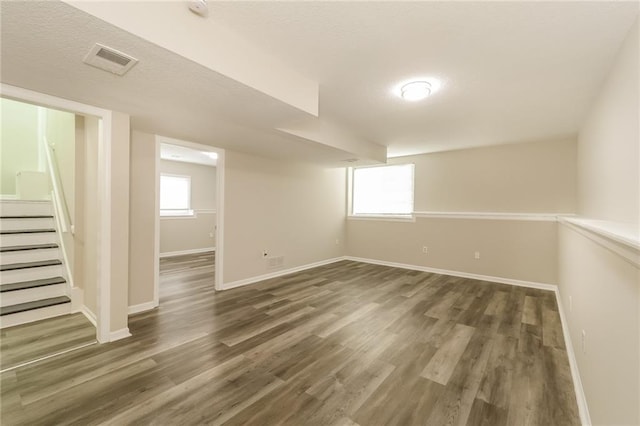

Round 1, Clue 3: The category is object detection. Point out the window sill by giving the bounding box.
[160,210,195,219]
[348,214,416,223]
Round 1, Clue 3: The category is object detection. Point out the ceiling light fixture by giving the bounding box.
[394,77,442,101]
[400,81,432,101]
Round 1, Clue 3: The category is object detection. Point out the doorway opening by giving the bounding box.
[0,96,102,370]
[154,136,224,308]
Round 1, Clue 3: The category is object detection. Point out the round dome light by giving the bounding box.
[400,81,432,101]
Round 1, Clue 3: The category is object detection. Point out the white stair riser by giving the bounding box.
[0,201,52,217]
[0,218,55,231]
[0,302,71,329]
[0,264,63,285]
[0,248,60,265]
[0,233,57,246]
[0,284,67,307]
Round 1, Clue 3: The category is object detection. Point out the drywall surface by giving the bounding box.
[223,150,346,285]
[348,217,558,285]
[0,98,40,195]
[558,225,639,426]
[347,137,576,284]
[81,116,99,315]
[559,18,640,425]
[392,138,577,214]
[159,159,216,254]
[129,131,157,308]
[109,111,131,333]
[578,19,639,223]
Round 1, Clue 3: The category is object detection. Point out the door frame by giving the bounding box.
[154,135,225,304]
[1,83,115,343]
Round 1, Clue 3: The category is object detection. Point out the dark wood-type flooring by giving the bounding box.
[1,312,95,372]
[1,252,580,425]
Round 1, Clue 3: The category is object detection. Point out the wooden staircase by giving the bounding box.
[0,200,71,328]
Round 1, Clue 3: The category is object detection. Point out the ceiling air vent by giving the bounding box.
[83,43,138,76]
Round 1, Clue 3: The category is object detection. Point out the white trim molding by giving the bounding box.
[344,256,557,291]
[159,247,216,258]
[413,211,570,222]
[109,328,132,342]
[80,305,97,327]
[221,255,556,292]
[128,301,158,315]
[348,214,416,222]
[559,217,640,267]
[221,257,347,290]
[554,290,592,426]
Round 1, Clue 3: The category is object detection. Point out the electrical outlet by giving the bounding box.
[422,246,428,254]
[209,232,214,238]
[581,330,586,354]
[474,251,480,259]
[335,239,340,245]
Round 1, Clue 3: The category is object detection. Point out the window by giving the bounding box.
[352,164,414,216]
[160,174,193,216]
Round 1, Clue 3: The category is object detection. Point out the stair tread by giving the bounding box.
[0,243,59,253]
[0,259,62,271]
[0,296,70,316]
[1,277,66,292]
[0,228,56,235]
[0,215,54,219]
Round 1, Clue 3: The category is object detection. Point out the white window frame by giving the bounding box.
[349,163,415,221]
[160,173,194,217]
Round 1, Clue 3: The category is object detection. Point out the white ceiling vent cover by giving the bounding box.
[83,43,138,76]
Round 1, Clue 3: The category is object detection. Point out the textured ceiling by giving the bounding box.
[0,1,372,166]
[1,1,638,162]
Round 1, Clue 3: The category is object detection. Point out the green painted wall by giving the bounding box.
[0,98,40,195]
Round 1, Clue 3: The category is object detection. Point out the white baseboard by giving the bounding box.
[128,301,158,315]
[159,247,215,258]
[344,256,557,291]
[554,290,591,426]
[109,328,132,342]
[221,256,347,290]
[79,305,97,327]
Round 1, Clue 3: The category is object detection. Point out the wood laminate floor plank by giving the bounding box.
[0,254,580,425]
[0,313,96,370]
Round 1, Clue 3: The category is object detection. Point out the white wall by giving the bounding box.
[129,131,157,309]
[410,138,577,213]
[80,116,99,315]
[108,111,131,334]
[223,150,346,285]
[348,138,577,285]
[558,17,640,426]
[159,159,216,255]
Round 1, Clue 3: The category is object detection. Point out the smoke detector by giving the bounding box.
[188,0,208,17]
[83,43,138,76]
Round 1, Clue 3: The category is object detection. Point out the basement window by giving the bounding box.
[160,174,194,217]
[351,164,414,217]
